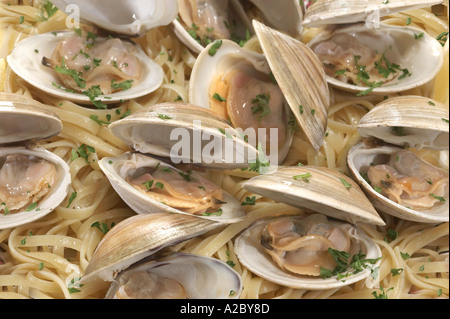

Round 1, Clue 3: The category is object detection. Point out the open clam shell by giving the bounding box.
[108,103,259,170]
[357,96,449,150]
[0,94,70,229]
[82,212,220,283]
[172,0,254,54]
[252,20,330,151]
[50,0,179,36]
[347,96,449,223]
[189,38,294,163]
[105,252,242,299]
[234,214,381,290]
[99,152,246,224]
[307,23,444,95]
[302,0,443,28]
[6,31,163,105]
[242,166,385,226]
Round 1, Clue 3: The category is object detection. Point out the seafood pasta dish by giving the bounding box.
[0,0,448,299]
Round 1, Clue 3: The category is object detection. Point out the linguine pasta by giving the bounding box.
[0,0,448,299]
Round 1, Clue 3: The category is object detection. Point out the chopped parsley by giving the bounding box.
[251,93,271,121]
[241,196,256,206]
[208,40,223,56]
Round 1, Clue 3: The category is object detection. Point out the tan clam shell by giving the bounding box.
[109,103,259,170]
[234,215,382,290]
[242,166,385,226]
[303,0,443,27]
[82,212,221,282]
[252,20,330,151]
[357,96,449,150]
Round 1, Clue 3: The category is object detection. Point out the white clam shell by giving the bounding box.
[235,215,381,290]
[50,0,179,36]
[0,94,71,229]
[347,144,449,223]
[243,166,385,226]
[189,38,294,163]
[307,23,444,95]
[347,96,449,223]
[109,103,259,170]
[357,96,449,150]
[105,252,243,299]
[0,147,71,230]
[98,152,246,224]
[6,31,163,105]
[303,0,443,27]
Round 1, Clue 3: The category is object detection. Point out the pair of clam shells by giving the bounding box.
[0,93,71,230]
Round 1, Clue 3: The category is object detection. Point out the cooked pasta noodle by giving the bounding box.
[0,0,448,299]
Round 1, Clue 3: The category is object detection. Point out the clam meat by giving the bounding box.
[235,214,381,289]
[0,154,56,214]
[190,39,294,162]
[99,152,245,223]
[42,32,141,95]
[106,253,243,299]
[365,149,448,211]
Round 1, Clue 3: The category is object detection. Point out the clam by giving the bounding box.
[347,96,449,223]
[235,214,381,290]
[0,93,71,229]
[50,0,179,37]
[99,103,252,223]
[173,0,253,54]
[235,165,383,289]
[105,252,242,299]
[303,0,443,28]
[303,0,444,95]
[83,212,243,299]
[189,39,295,163]
[7,30,163,105]
[190,20,330,157]
[172,0,304,54]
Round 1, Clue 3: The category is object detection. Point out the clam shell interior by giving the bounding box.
[234,215,382,290]
[82,212,220,282]
[6,31,163,104]
[308,23,444,95]
[347,143,449,223]
[357,96,449,150]
[303,0,444,27]
[105,252,243,299]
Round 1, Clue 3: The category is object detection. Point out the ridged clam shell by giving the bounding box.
[82,212,220,282]
[105,252,243,299]
[357,96,449,150]
[242,166,385,226]
[253,20,330,151]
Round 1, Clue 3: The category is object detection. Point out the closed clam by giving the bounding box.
[303,0,444,95]
[347,96,449,223]
[235,165,383,289]
[0,93,71,229]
